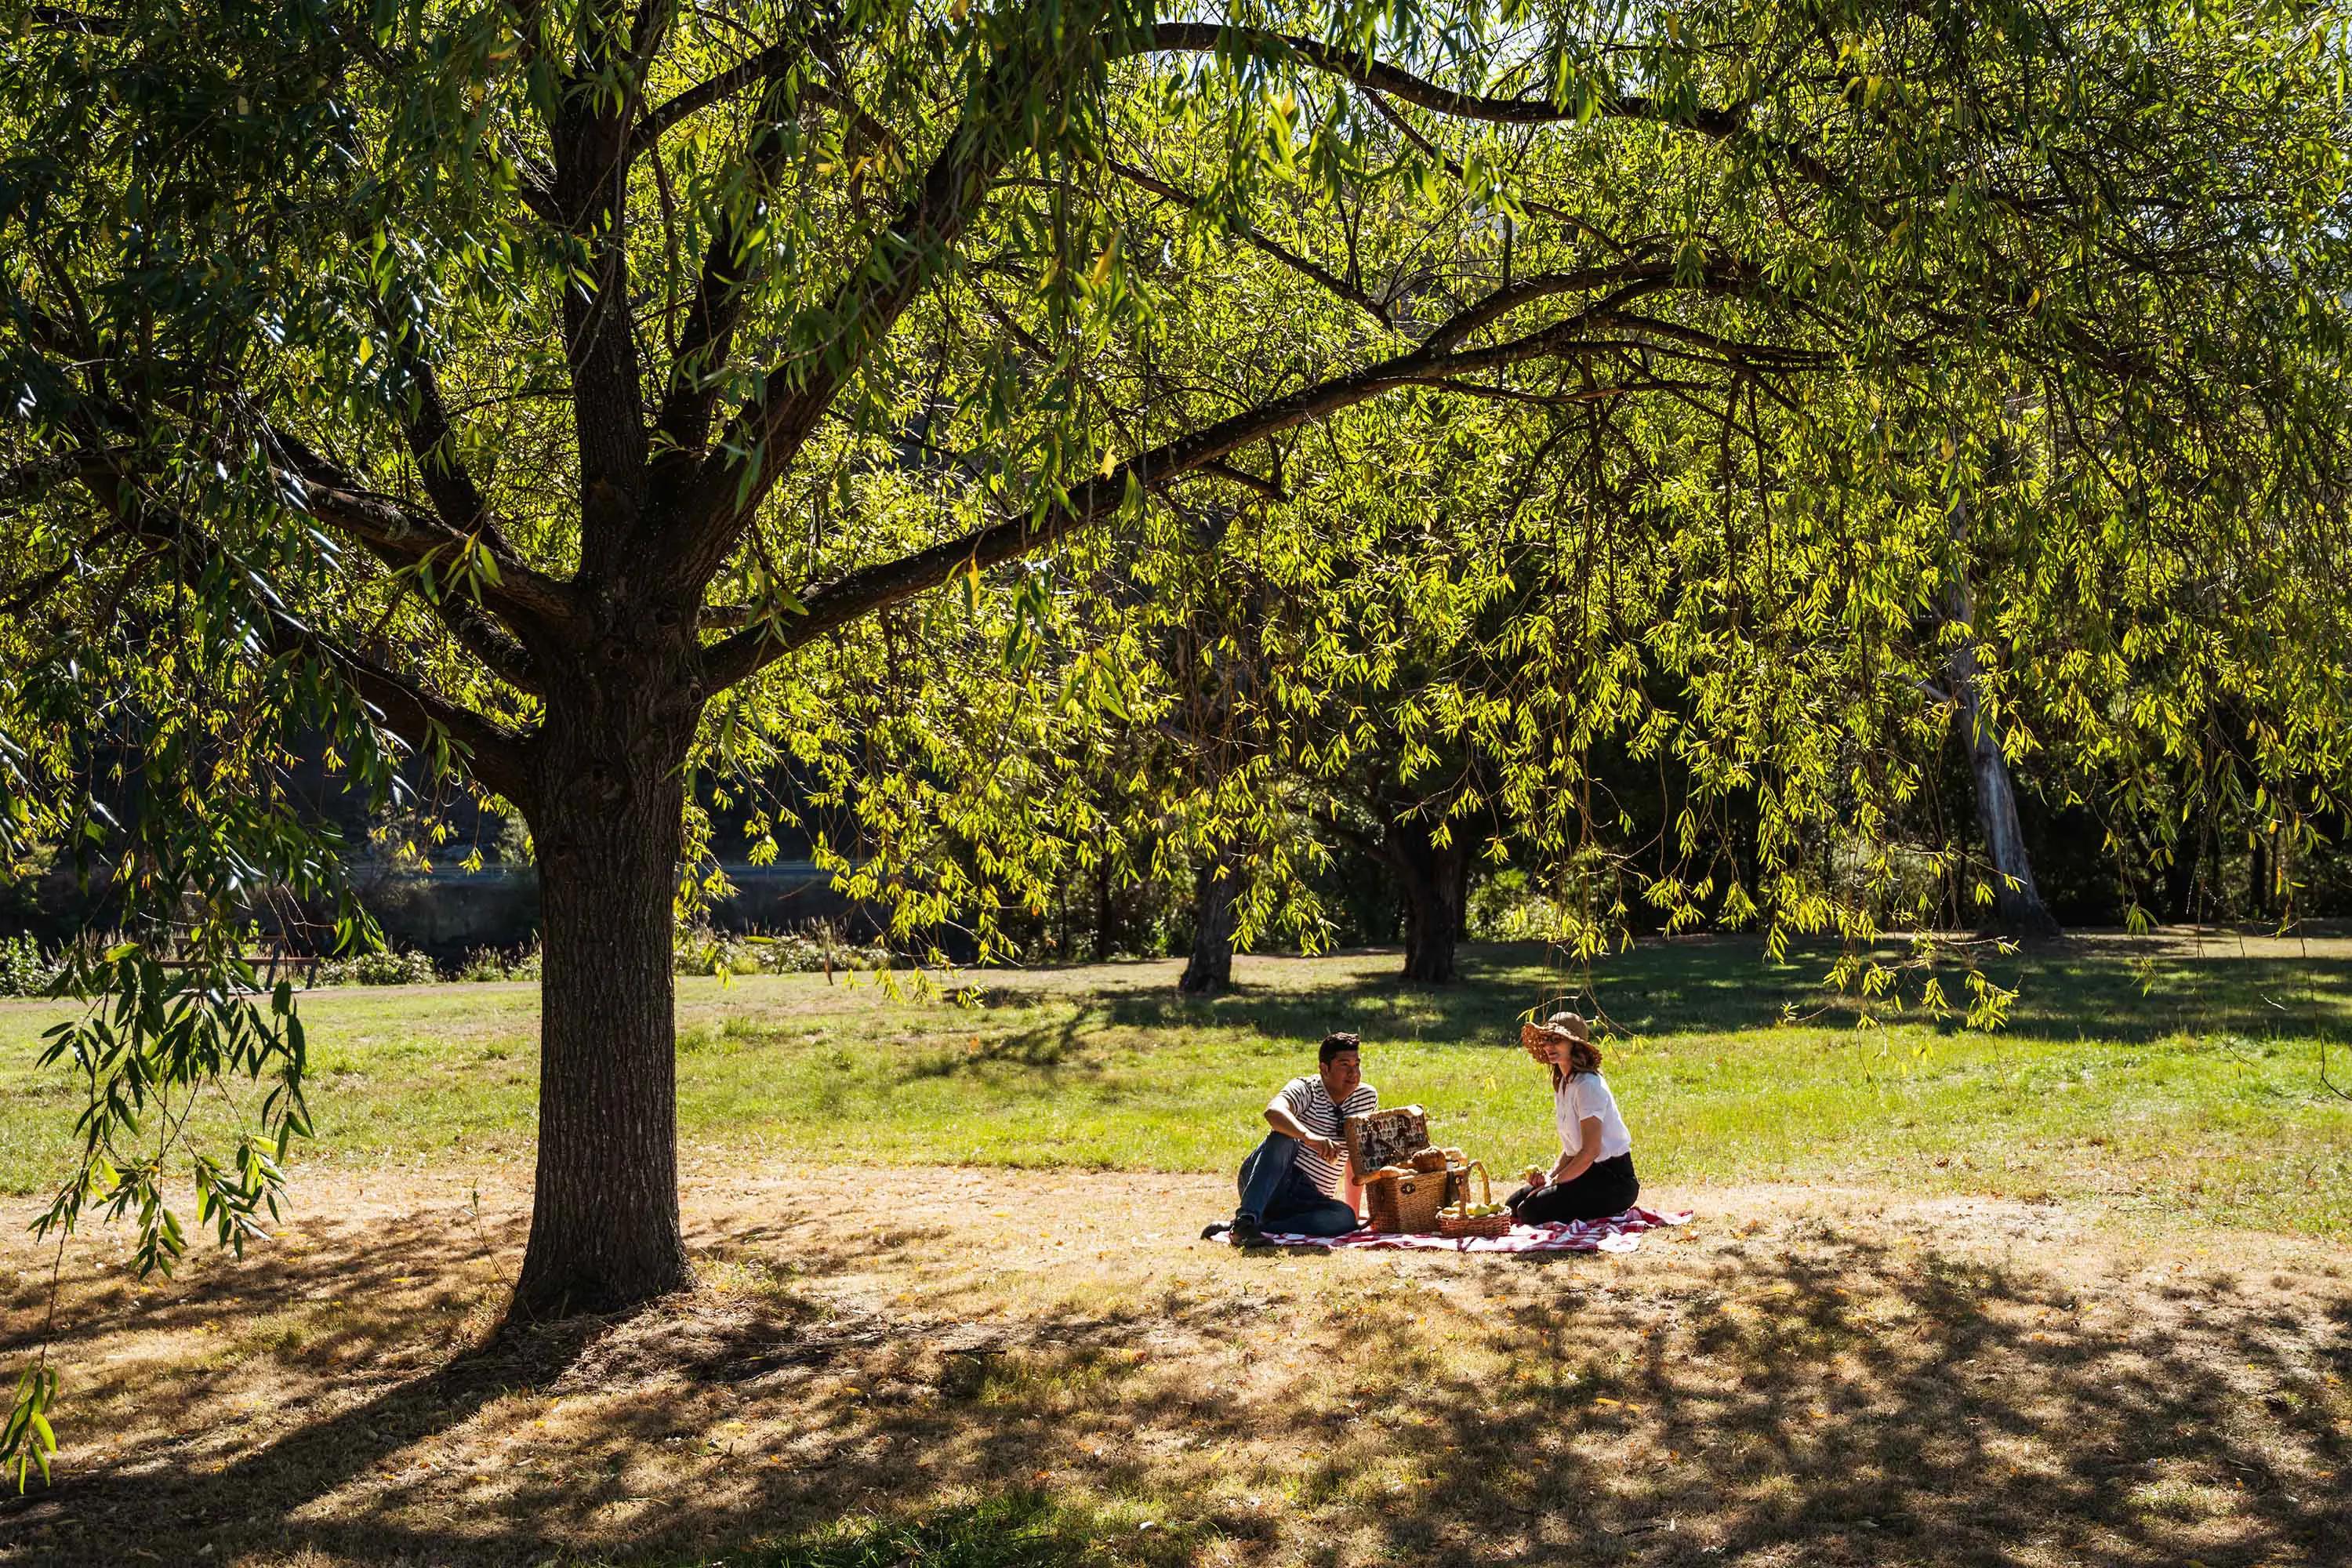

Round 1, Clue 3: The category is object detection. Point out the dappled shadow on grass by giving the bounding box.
[0,1205,499,1370]
[1170,1232,2352,1568]
[9,1200,2347,1567]
[898,1010,1091,1080]
[975,939,2352,1051]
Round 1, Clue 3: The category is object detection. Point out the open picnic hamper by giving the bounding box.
[1345,1105,1512,1235]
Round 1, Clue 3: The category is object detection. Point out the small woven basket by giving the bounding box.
[1365,1167,1446,1233]
[1438,1161,1512,1239]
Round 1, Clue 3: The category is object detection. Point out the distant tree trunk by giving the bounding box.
[2249,823,2272,922]
[1092,851,1116,960]
[2162,751,2203,924]
[1454,847,1472,942]
[1180,855,1243,995]
[1388,815,1466,985]
[1945,575,2060,941]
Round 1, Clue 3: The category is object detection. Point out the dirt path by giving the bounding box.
[2,1163,2347,1566]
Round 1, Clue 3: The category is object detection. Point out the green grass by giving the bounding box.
[2,935,2348,1238]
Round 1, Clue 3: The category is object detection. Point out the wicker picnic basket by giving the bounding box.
[1437,1160,1512,1239]
[1363,1166,1447,1234]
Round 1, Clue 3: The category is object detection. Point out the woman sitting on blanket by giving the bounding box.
[1508,1011,1640,1225]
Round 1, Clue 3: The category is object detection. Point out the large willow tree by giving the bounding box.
[2,0,2344,1357]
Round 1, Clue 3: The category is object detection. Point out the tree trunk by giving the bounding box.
[1453,844,1472,942]
[2161,751,2202,924]
[1945,578,2060,941]
[2248,821,2275,923]
[512,694,696,1316]
[1092,851,1116,961]
[1389,816,1466,985]
[1179,856,1242,996]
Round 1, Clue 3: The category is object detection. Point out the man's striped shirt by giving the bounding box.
[1277,1076,1380,1198]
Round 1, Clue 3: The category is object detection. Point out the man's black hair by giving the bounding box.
[1319,1032,1361,1065]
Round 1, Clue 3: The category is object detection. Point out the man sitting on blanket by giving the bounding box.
[1202,1032,1377,1245]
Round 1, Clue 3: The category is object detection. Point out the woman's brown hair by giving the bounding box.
[1543,1012,1603,1091]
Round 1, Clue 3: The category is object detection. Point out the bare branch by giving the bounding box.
[1105,158,1393,329]
[632,35,810,154]
[1192,462,1287,502]
[1419,263,1679,355]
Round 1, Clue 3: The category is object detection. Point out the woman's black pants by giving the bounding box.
[1507,1152,1639,1225]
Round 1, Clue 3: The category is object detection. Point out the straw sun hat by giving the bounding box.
[1519,1009,1590,1062]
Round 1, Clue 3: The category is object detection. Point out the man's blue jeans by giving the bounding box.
[1235,1133,1360,1236]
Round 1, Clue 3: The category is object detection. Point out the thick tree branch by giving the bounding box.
[28,5,122,33]
[553,8,653,565]
[673,15,1860,630]
[0,448,118,503]
[1419,263,1680,355]
[376,317,510,555]
[1407,377,1642,408]
[71,470,535,802]
[265,427,573,626]
[10,339,568,683]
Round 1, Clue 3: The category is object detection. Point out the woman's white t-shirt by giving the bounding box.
[1555,1072,1633,1161]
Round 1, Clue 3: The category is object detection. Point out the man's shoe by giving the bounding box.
[1200,1220,1230,1241]
[1228,1214,1267,1247]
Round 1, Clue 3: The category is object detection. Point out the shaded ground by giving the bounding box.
[2,1162,2345,1567]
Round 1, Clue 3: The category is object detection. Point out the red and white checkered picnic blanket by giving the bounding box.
[1225,1206,1690,1254]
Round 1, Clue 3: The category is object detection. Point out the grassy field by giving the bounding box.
[2,931,2347,1239]
[2,932,2349,1567]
